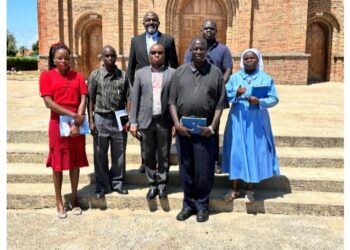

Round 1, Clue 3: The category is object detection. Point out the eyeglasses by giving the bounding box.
[150,51,164,55]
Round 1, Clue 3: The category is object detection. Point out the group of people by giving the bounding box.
[39,11,280,222]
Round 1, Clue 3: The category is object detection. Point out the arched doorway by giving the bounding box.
[82,24,102,77]
[178,0,227,64]
[306,22,329,82]
[74,14,102,78]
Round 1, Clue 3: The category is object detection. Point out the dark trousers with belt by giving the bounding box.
[93,112,127,193]
[176,133,216,211]
[140,116,172,191]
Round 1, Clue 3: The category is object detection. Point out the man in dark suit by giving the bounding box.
[127,11,179,173]
[129,44,175,200]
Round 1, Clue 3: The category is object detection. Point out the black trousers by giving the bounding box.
[176,133,216,211]
[140,118,172,191]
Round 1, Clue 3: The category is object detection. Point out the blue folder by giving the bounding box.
[180,116,207,134]
[251,85,270,98]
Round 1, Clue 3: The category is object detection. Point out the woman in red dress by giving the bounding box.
[39,42,89,218]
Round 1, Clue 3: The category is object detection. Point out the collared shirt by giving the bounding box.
[168,61,227,124]
[151,66,164,115]
[184,41,233,73]
[146,31,158,54]
[88,66,130,113]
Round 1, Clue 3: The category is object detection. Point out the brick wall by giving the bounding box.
[37,0,343,83]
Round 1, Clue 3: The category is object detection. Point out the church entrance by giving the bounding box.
[178,0,227,64]
[306,22,329,82]
[74,14,102,78]
[81,23,102,78]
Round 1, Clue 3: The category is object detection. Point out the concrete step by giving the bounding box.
[7,163,344,193]
[7,130,344,147]
[7,143,344,168]
[7,183,344,216]
[7,130,146,145]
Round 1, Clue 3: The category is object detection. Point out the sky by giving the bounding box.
[7,0,37,49]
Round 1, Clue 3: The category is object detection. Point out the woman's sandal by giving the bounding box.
[57,210,67,219]
[223,190,240,202]
[69,203,82,216]
[244,190,255,203]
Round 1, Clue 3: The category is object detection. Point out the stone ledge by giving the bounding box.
[7,184,344,216]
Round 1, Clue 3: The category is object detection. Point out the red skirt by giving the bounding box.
[47,119,89,172]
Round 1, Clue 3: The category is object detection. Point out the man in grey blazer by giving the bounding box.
[129,44,175,200]
[127,11,179,173]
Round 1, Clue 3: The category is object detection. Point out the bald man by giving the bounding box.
[169,38,227,222]
[88,45,130,198]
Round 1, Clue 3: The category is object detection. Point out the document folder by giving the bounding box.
[180,116,207,134]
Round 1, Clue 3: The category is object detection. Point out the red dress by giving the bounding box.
[39,69,89,171]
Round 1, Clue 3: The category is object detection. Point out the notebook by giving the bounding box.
[180,116,207,134]
[251,85,270,98]
[115,109,129,131]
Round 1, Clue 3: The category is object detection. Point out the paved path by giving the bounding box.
[7,80,344,137]
[7,209,343,250]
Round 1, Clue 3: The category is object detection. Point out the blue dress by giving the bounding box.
[221,69,280,183]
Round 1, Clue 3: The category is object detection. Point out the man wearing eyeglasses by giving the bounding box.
[127,11,179,174]
[129,44,175,200]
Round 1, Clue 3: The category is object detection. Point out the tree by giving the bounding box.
[32,40,39,55]
[18,46,28,56]
[7,30,17,56]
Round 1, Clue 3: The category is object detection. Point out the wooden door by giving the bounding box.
[86,25,102,77]
[306,23,328,82]
[179,0,226,64]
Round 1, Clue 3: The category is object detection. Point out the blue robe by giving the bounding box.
[221,69,280,183]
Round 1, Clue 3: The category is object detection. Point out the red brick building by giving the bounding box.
[37,0,344,84]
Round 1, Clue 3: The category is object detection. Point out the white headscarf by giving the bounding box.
[239,48,264,71]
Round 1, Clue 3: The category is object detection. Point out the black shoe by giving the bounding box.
[146,187,159,200]
[176,208,193,221]
[138,164,145,173]
[196,209,209,222]
[158,188,167,199]
[113,187,128,195]
[95,191,105,199]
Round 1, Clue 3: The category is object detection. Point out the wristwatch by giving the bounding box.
[208,125,215,135]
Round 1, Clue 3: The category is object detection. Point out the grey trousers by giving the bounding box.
[93,113,127,193]
[140,119,172,191]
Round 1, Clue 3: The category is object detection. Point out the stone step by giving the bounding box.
[7,130,142,145]
[7,143,344,168]
[7,183,344,216]
[7,163,344,193]
[7,130,344,148]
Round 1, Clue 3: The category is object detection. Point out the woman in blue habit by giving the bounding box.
[221,48,280,203]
